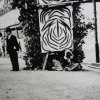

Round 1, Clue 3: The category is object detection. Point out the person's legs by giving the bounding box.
[9,53,19,71]
[14,53,19,71]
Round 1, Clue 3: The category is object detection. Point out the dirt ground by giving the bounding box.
[0,57,100,100]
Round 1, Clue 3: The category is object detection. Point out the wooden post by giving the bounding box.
[43,52,49,70]
[93,0,99,62]
[16,27,19,38]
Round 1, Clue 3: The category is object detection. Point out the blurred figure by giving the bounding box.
[62,49,73,70]
[1,36,5,56]
[52,59,63,71]
[64,49,73,65]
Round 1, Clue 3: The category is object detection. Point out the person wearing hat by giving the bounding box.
[6,27,19,71]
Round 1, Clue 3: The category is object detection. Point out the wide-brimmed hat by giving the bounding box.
[5,27,11,32]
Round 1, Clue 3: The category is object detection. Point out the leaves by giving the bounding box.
[12,0,42,69]
[73,3,93,63]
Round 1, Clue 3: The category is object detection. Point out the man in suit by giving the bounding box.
[6,27,19,71]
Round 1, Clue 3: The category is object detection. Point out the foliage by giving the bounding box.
[0,2,12,16]
[12,0,43,69]
[73,3,93,63]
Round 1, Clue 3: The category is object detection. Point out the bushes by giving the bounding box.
[12,0,43,69]
[73,3,93,63]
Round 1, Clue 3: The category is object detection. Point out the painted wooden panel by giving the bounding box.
[38,6,73,53]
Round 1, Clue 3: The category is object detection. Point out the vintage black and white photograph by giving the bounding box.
[0,0,100,100]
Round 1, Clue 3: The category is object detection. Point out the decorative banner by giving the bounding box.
[38,6,73,53]
[37,0,78,6]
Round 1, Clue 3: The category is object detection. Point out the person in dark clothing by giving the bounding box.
[6,27,19,71]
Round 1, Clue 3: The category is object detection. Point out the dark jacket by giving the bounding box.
[6,35,19,54]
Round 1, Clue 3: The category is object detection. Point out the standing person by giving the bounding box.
[6,27,19,71]
[1,36,5,56]
[0,32,3,56]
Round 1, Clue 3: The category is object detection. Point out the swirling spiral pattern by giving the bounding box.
[39,7,73,53]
